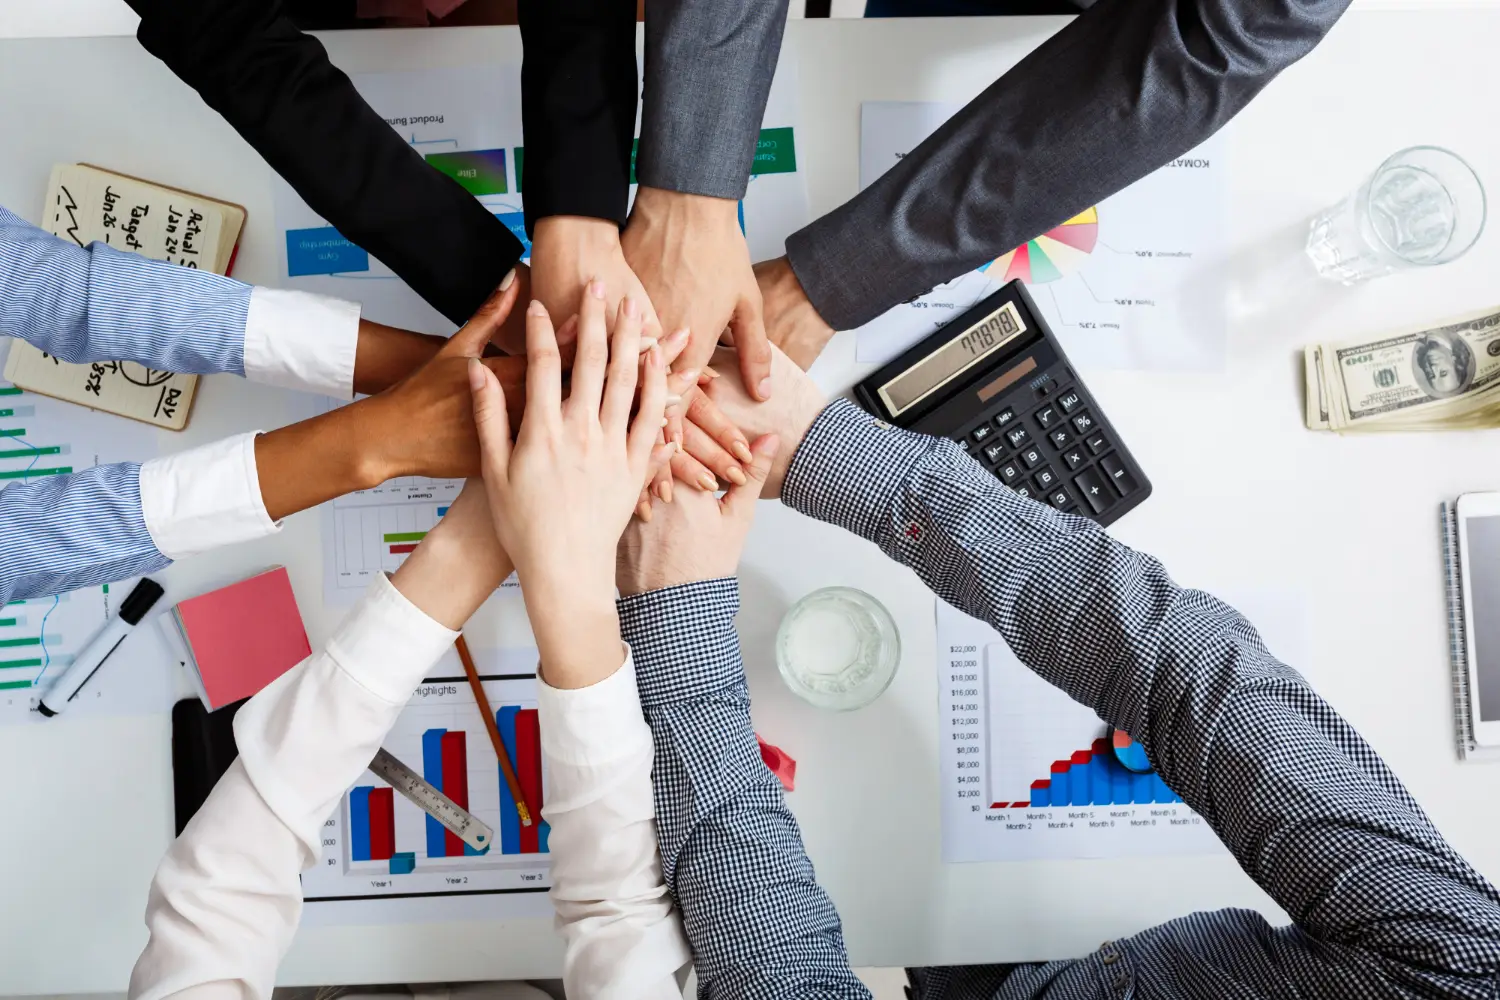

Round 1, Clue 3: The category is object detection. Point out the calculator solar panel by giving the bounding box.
[854,281,1151,527]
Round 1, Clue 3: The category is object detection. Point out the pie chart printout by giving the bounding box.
[990,208,1100,284]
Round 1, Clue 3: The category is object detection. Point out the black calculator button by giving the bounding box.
[1070,411,1097,436]
[1062,448,1087,471]
[993,408,1018,430]
[1099,454,1141,497]
[1058,390,1083,415]
[1005,425,1031,449]
[982,442,1007,465]
[1013,484,1034,500]
[996,461,1022,486]
[1047,487,1073,510]
[1019,446,1044,469]
[1047,427,1072,451]
[1033,465,1059,491]
[1034,404,1060,430]
[1072,467,1115,515]
[1085,432,1109,455]
[971,424,995,445]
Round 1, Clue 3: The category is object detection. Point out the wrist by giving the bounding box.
[353,321,444,396]
[344,395,404,489]
[534,215,622,252]
[525,586,623,690]
[632,186,739,229]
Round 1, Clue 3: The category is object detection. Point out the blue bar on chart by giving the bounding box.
[422,729,448,858]
[437,506,450,517]
[1001,736,1183,810]
[389,852,416,875]
[496,705,522,855]
[350,786,373,861]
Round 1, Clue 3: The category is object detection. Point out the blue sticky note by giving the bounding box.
[493,212,531,260]
[286,227,369,277]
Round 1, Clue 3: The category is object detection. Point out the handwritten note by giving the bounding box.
[3,165,244,429]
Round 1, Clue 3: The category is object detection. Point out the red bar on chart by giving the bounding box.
[368,787,395,860]
[389,543,418,555]
[440,731,469,857]
[516,709,543,854]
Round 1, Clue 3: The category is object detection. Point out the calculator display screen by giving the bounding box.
[878,300,1028,416]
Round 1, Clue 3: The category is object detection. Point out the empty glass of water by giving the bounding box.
[1306,146,1486,283]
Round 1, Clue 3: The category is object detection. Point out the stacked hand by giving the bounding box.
[467,282,671,687]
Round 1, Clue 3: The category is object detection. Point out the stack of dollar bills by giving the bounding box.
[1305,307,1500,432]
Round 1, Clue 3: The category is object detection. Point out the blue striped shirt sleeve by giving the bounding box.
[0,464,170,605]
[0,204,249,374]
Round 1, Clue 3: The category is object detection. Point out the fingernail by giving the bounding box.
[698,473,718,491]
[725,465,747,486]
[666,327,691,348]
[649,344,664,368]
[589,279,606,299]
[672,426,684,446]
[703,365,721,380]
[636,500,653,522]
[732,441,753,463]
[674,368,700,385]
[656,478,673,503]
[757,377,772,400]
[623,295,640,319]
[638,336,659,352]
[661,417,669,428]
[467,357,486,391]
[527,299,547,316]
[664,393,683,407]
[665,440,680,455]
[499,268,516,291]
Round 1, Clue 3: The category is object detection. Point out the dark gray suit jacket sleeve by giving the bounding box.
[636,0,790,200]
[785,0,1351,331]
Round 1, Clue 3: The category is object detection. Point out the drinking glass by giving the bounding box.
[1306,146,1486,283]
[776,587,900,711]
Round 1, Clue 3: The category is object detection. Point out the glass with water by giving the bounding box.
[1306,146,1486,283]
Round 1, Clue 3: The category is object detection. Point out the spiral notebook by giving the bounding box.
[1439,501,1500,762]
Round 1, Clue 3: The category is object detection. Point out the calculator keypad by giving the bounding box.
[951,381,1143,522]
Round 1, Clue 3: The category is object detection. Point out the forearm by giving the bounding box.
[352,320,444,396]
[253,406,381,524]
[785,0,1350,329]
[620,581,869,999]
[539,655,690,1000]
[0,465,169,605]
[783,400,1500,987]
[129,573,460,1000]
[127,0,522,325]
[637,0,790,199]
[518,0,638,232]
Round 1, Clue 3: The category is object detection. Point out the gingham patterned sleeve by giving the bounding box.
[619,580,872,1000]
[0,462,168,605]
[782,398,1500,998]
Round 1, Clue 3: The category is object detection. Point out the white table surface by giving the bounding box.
[3,5,1500,993]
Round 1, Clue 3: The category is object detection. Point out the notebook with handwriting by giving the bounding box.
[3,164,247,430]
[169,567,311,712]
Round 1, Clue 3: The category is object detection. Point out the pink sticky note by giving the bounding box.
[176,567,310,710]
[756,734,797,792]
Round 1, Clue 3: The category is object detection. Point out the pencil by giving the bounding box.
[456,634,534,827]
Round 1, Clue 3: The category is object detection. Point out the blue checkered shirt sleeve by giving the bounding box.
[775,398,1500,1000]
[619,580,873,999]
[0,204,250,374]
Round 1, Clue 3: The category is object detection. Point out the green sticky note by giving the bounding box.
[751,127,797,176]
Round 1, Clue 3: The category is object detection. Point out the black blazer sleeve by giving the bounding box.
[517,0,639,235]
[126,0,524,326]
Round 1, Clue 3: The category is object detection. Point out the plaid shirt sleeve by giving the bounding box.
[781,398,1500,999]
[619,581,872,1000]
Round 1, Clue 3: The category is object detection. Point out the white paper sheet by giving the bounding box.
[856,101,1229,373]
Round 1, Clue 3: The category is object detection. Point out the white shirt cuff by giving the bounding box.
[324,572,461,705]
[537,646,652,767]
[139,432,277,560]
[243,286,361,399]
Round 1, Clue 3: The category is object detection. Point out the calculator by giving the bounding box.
[853,280,1151,526]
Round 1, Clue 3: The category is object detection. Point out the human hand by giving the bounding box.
[699,344,827,499]
[389,480,514,630]
[755,256,836,372]
[353,277,527,485]
[618,435,779,596]
[622,186,771,399]
[468,283,670,686]
[528,216,663,345]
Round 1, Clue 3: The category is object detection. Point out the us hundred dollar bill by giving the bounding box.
[1303,307,1500,432]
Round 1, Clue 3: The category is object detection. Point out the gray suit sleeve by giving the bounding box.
[785,0,1351,330]
[636,0,790,200]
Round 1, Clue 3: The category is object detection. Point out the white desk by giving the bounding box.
[3,6,1500,992]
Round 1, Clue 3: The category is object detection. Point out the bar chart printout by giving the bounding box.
[304,667,552,909]
[935,600,1220,863]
